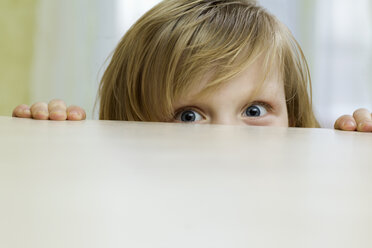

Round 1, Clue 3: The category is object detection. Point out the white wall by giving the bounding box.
[31,0,118,119]
[312,0,372,127]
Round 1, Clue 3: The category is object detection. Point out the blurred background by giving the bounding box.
[0,0,371,127]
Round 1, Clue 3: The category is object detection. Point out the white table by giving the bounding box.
[0,116,371,248]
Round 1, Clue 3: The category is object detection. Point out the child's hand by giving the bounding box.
[334,108,372,132]
[12,99,86,121]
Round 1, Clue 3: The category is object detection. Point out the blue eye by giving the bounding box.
[177,110,203,123]
[245,104,268,117]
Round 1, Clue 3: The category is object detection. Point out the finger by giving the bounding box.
[353,108,372,132]
[48,99,67,121]
[67,105,86,121]
[334,115,357,131]
[12,104,32,118]
[30,102,49,120]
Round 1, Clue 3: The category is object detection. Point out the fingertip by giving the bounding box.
[30,102,49,120]
[49,111,67,121]
[12,104,31,118]
[67,111,83,120]
[340,119,357,131]
[48,99,67,112]
[22,108,32,118]
[353,108,370,116]
[67,106,86,121]
[32,111,49,120]
[357,121,372,132]
[334,115,356,131]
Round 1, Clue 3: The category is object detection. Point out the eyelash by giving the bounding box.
[173,106,205,120]
[173,101,273,120]
[242,101,273,115]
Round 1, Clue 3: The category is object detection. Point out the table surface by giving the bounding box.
[0,116,371,248]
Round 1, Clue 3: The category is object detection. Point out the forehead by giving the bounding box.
[175,58,283,106]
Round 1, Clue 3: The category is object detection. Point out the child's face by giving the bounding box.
[172,59,289,127]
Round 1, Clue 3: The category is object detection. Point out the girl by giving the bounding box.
[12,0,372,132]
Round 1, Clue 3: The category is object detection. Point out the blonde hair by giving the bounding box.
[99,0,320,128]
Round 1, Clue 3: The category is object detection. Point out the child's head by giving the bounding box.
[99,0,320,128]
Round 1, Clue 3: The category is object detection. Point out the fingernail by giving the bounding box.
[50,111,66,118]
[35,110,47,115]
[358,122,364,130]
[69,111,82,119]
[34,111,48,119]
[23,109,31,115]
[343,120,356,129]
[359,121,372,130]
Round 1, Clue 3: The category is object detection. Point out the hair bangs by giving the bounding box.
[172,2,284,101]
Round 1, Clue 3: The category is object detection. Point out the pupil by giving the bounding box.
[247,106,260,117]
[181,111,196,122]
